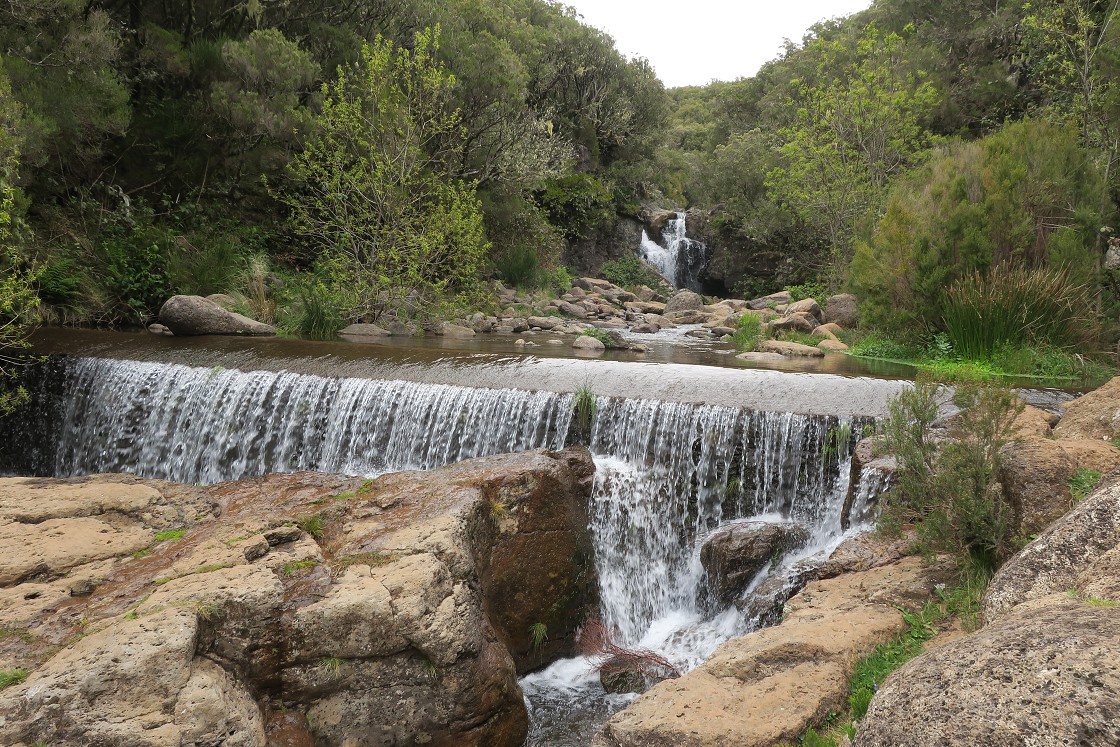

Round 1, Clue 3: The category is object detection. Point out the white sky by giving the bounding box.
[561,1,874,87]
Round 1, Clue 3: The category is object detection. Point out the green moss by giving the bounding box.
[281,559,318,577]
[153,529,186,542]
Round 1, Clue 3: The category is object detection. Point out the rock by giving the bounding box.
[700,521,812,603]
[623,301,667,315]
[736,352,787,363]
[1010,404,1059,439]
[759,340,825,358]
[556,300,588,318]
[785,298,822,320]
[0,450,598,747]
[746,290,792,310]
[841,437,896,529]
[1054,375,1120,442]
[818,339,849,352]
[811,326,838,341]
[572,335,607,351]
[685,329,711,339]
[596,555,954,747]
[854,594,1120,747]
[339,323,391,338]
[984,472,1120,621]
[438,322,476,338]
[146,322,172,336]
[574,277,613,292]
[823,294,860,328]
[635,285,656,302]
[663,309,709,324]
[817,322,844,336]
[665,290,704,312]
[601,662,648,695]
[384,319,419,336]
[159,295,276,337]
[711,326,736,337]
[770,312,817,334]
[527,315,559,330]
[1105,238,1120,272]
[998,437,1120,537]
[631,323,660,334]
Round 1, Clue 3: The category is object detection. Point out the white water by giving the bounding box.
[10,356,892,745]
[638,212,709,290]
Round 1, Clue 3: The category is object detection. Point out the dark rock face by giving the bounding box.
[822,294,859,328]
[700,521,812,603]
[563,216,644,276]
[159,295,276,336]
[0,448,598,747]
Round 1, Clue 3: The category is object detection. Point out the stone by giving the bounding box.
[817,322,844,336]
[1054,375,1120,442]
[823,294,860,328]
[635,285,656,302]
[665,290,704,312]
[685,329,711,339]
[526,315,559,330]
[711,326,736,337]
[736,352,786,363]
[663,309,709,324]
[146,322,172,336]
[575,277,613,292]
[572,335,607,351]
[631,323,660,334]
[759,340,825,358]
[818,339,849,351]
[785,298,822,320]
[1105,238,1120,272]
[438,322,476,338]
[623,300,667,315]
[811,325,839,341]
[770,312,817,334]
[159,295,276,337]
[205,293,239,310]
[700,521,812,603]
[841,437,896,529]
[339,323,390,338]
[746,290,792,310]
[854,595,1120,747]
[556,300,588,318]
[0,451,598,747]
[595,556,954,747]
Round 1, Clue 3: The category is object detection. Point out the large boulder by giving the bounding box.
[759,339,824,357]
[770,312,817,334]
[0,449,598,747]
[746,291,792,310]
[159,295,276,336]
[855,473,1120,747]
[665,289,704,313]
[1053,375,1120,442]
[823,294,859,328]
[785,298,822,321]
[841,436,896,530]
[700,521,811,603]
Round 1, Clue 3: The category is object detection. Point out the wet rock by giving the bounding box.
[631,323,660,334]
[146,322,172,336]
[711,326,736,337]
[159,295,276,337]
[736,352,786,363]
[601,664,648,695]
[339,323,391,338]
[438,322,476,338]
[685,329,711,339]
[700,521,812,603]
[527,315,559,330]
[665,289,704,312]
[1054,375,1120,441]
[759,339,824,357]
[823,294,860,328]
[818,339,849,352]
[841,437,896,529]
[785,298,822,320]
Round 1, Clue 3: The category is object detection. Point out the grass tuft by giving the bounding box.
[1069,468,1103,504]
[733,314,764,351]
[281,559,318,577]
[0,669,28,690]
[153,529,186,543]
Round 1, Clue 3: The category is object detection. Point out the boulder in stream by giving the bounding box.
[159,294,276,336]
[700,520,812,603]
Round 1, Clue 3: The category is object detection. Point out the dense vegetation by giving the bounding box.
[0,0,1118,380]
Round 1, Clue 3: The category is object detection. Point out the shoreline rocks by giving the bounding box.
[159,295,276,337]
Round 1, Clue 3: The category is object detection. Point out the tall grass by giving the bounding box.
[732,314,764,351]
[941,266,1096,360]
[495,244,540,288]
[290,283,343,340]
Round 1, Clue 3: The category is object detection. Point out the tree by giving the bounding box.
[0,62,39,412]
[767,24,938,270]
[275,27,488,321]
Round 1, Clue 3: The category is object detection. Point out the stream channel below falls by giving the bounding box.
[0,329,1073,745]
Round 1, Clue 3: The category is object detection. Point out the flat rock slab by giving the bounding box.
[0,517,151,586]
[0,477,161,523]
[759,340,824,358]
[595,555,952,747]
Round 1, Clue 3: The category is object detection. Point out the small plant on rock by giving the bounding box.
[1069,468,1103,504]
[573,383,597,439]
[528,622,548,651]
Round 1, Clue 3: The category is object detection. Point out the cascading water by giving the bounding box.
[638,212,710,291]
[3,355,892,746]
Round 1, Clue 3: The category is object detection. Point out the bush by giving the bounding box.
[733,314,764,351]
[533,172,614,242]
[100,227,172,324]
[881,378,1024,572]
[279,281,343,340]
[598,256,663,289]
[942,266,1096,359]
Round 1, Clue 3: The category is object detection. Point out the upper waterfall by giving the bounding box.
[638,211,710,291]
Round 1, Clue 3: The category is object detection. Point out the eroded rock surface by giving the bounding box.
[700,520,811,603]
[0,448,596,747]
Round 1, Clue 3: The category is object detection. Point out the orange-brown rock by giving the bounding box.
[1053,375,1120,442]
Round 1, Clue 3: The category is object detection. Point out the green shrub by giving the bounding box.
[495,243,540,288]
[572,384,596,438]
[0,668,27,690]
[100,228,172,323]
[733,314,764,351]
[942,266,1096,360]
[598,256,664,289]
[37,257,84,307]
[533,172,614,242]
[785,279,829,303]
[283,282,343,340]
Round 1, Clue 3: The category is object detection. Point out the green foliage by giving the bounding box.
[0,668,28,690]
[281,281,343,340]
[281,559,318,577]
[1069,468,1104,503]
[573,384,597,437]
[275,28,489,323]
[733,314,765,351]
[153,529,186,543]
[847,610,933,720]
[528,622,548,651]
[881,379,1023,572]
[579,328,616,347]
[598,256,664,290]
[296,515,326,539]
[534,173,615,242]
[785,280,830,303]
[99,226,172,324]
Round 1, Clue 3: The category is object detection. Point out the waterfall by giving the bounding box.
[638,212,709,291]
[4,355,890,744]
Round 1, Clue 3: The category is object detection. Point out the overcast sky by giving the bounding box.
[560,1,874,87]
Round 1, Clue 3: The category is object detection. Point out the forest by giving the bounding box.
[1,0,1118,380]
